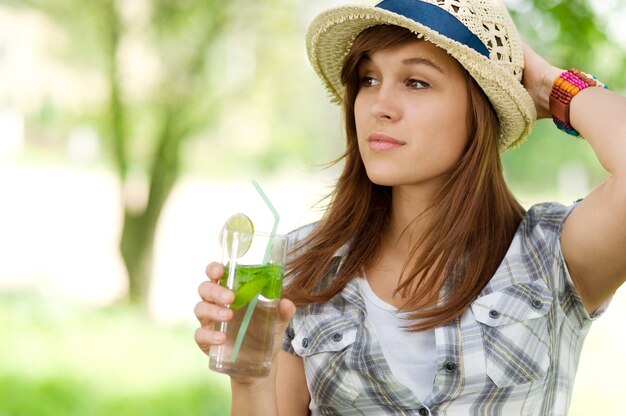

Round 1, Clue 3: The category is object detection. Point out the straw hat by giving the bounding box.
[306,0,537,151]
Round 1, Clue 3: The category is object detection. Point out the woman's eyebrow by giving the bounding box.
[401,57,445,74]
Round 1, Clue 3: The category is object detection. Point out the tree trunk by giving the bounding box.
[119,210,155,307]
[101,0,212,309]
[118,109,182,309]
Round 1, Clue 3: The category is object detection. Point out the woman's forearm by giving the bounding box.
[570,86,626,176]
[230,378,278,416]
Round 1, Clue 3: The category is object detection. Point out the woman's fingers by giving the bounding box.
[200,262,234,305]
[194,300,233,327]
[277,298,296,324]
[197,279,234,305]
[194,327,226,354]
[194,261,235,354]
[270,299,297,356]
[205,262,224,282]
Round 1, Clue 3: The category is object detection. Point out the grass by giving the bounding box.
[1,287,623,415]
[0,289,231,415]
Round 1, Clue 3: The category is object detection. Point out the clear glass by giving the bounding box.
[208,230,287,377]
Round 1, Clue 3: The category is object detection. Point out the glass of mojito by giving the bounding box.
[208,220,288,378]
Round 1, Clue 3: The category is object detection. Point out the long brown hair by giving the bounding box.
[284,25,524,331]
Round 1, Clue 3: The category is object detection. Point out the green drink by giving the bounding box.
[222,264,283,311]
[209,229,287,378]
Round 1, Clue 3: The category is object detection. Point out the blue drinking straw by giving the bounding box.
[229,180,280,361]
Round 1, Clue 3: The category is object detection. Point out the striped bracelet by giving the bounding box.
[549,68,608,137]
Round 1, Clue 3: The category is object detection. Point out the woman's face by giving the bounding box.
[354,39,470,189]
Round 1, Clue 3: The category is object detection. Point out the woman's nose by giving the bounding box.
[369,86,401,121]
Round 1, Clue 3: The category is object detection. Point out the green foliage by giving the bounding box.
[1,0,113,69]
[0,290,231,415]
[509,0,625,90]
[504,0,626,192]
[502,121,608,194]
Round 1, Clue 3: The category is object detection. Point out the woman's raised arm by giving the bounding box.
[523,44,626,314]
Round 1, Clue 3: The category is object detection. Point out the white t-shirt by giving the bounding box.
[358,277,437,401]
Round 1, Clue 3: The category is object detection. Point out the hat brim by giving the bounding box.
[306,5,537,152]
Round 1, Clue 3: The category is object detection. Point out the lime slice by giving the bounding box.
[219,213,254,258]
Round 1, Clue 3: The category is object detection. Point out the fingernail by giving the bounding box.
[212,333,225,343]
[220,291,231,302]
[218,309,229,319]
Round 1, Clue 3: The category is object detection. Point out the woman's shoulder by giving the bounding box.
[520,200,579,234]
[286,222,319,248]
[502,201,580,274]
[285,222,322,263]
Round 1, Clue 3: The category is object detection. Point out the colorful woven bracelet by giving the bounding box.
[549,68,608,137]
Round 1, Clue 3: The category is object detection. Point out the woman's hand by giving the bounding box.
[522,43,563,119]
[194,262,296,384]
[194,262,234,352]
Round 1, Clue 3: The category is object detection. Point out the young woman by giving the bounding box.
[194,0,626,414]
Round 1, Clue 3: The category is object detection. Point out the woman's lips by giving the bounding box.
[367,133,405,151]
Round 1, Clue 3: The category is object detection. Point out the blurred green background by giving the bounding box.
[0,0,624,415]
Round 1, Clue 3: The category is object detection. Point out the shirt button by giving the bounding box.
[444,361,457,373]
[489,309,500,319]
[531,299,543,309]
[418,406,429,416]
[332,332,343,342]
[301,337,309,348]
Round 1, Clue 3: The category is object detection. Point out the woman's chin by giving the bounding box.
[365,170,402,187]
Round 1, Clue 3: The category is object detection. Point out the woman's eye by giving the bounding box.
[407,79,430,89]
[359,76,380,87]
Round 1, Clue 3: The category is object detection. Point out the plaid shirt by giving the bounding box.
[282,202,607,416]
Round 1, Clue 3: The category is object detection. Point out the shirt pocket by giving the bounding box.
[291,313,359,356]
[471,280,553,388]
[291,314,360,404]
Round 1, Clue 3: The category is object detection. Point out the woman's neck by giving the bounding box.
[364,184,438,306]
[385,184,437,253]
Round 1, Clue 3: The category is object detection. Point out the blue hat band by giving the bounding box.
[376,0,490,58]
